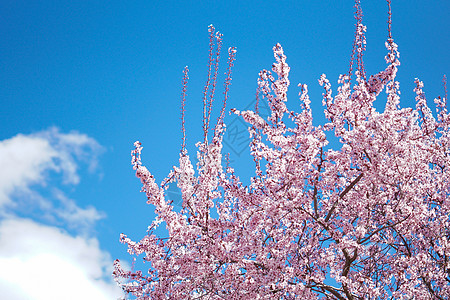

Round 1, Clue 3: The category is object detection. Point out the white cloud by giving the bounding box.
[0,128,104,229]
[0,132,56,208]
[0,128,103,202]
[0,218,123,300]
[0,129,124,299]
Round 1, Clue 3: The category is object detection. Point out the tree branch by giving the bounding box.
[325,173,364,222]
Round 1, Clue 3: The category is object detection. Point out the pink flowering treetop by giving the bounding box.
[114,1,449,299]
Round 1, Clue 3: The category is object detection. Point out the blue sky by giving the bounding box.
[0,1,448,298]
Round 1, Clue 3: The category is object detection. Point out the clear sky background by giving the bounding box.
[0,1,448,299]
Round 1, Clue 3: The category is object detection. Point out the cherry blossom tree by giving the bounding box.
[114,1,449,298]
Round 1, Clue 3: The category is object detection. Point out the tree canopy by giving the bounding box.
[114,1,449,298]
